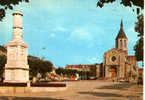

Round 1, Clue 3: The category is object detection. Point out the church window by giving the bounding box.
[124,40,126,48]
[120,40,122,48]
[111,56,116,62]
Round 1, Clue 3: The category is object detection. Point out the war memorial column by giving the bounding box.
[4,11,29,83]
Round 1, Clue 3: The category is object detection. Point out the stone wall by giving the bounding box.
[0,86,67,94]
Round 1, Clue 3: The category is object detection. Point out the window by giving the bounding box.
[111,56,116,62]
[124,40,126,48]
[120,40,122,48]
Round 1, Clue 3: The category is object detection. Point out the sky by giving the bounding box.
[0,0,142,67]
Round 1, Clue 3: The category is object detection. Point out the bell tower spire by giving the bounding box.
[115,19,128,53]
[121,19,123,28]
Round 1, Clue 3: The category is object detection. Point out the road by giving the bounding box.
[0,80,143,100]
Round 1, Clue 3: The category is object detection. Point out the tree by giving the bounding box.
[28,55,53,78]
[78,70,89,80]
[0,55,6,77]
[134,15,144,62]
[66,69,78,77]
[40,60,53,78]
[55,68,78,77]
[55,67,65,76]
[0,46,7,77]
[134,37,143,61]
[97,0,144,62]
[97,0,143,9]
[0,45,7,53]
[0,0,29,21]
[28,58,38,78]
[89,66,96,77]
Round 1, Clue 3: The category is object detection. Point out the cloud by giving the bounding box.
[126,26,139,43]
[54,26,67,32]
[87,43,95,48]
[0,11,12,33]
[70,56,98,65]
[87,57,97,63]
[70,56,85,64]
[48,33,56,38]
[69,28,93,41]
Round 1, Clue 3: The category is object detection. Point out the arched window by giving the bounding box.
[120,40,122,48]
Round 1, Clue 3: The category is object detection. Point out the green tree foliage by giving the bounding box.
[97,0,143,9]
[0,0,29,21]
[89,66,96,76]
[55,67,65,75]
[55,67,78,77]
[55,67,91,80]
[28,57,38,78]
[0,55,6,77]
[0,45,7,53]
[28,55,53,78]
[78,71,89,80]
[97,0,144,62]
[66,69,78,77]
[134,37,143,61]
[134,15,144,62]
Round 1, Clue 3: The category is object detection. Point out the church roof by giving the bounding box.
[116,20,127,40]
[66,64,96,69]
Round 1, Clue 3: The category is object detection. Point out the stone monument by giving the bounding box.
[4,11,29,83]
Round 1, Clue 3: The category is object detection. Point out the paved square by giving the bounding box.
[0,80,143,100]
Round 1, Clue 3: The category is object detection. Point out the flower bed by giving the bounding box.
[0,82,27,87]
[31,82,66,87]
[0,82,66,87]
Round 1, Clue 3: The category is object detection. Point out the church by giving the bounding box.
[102,20,138,81]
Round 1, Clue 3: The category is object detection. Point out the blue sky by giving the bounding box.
[0,0,142,67]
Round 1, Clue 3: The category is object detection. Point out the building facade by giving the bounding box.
[66,64,96,71]
[66,64,97,78]
[103,20,138,81]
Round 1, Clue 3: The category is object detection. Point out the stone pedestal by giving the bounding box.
[4,41,29,83]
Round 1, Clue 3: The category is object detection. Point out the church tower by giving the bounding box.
[115,20,128,53]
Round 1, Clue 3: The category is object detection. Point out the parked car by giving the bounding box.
[119,79,125,82]
[89,77,97,80]
[36,79,50,82]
